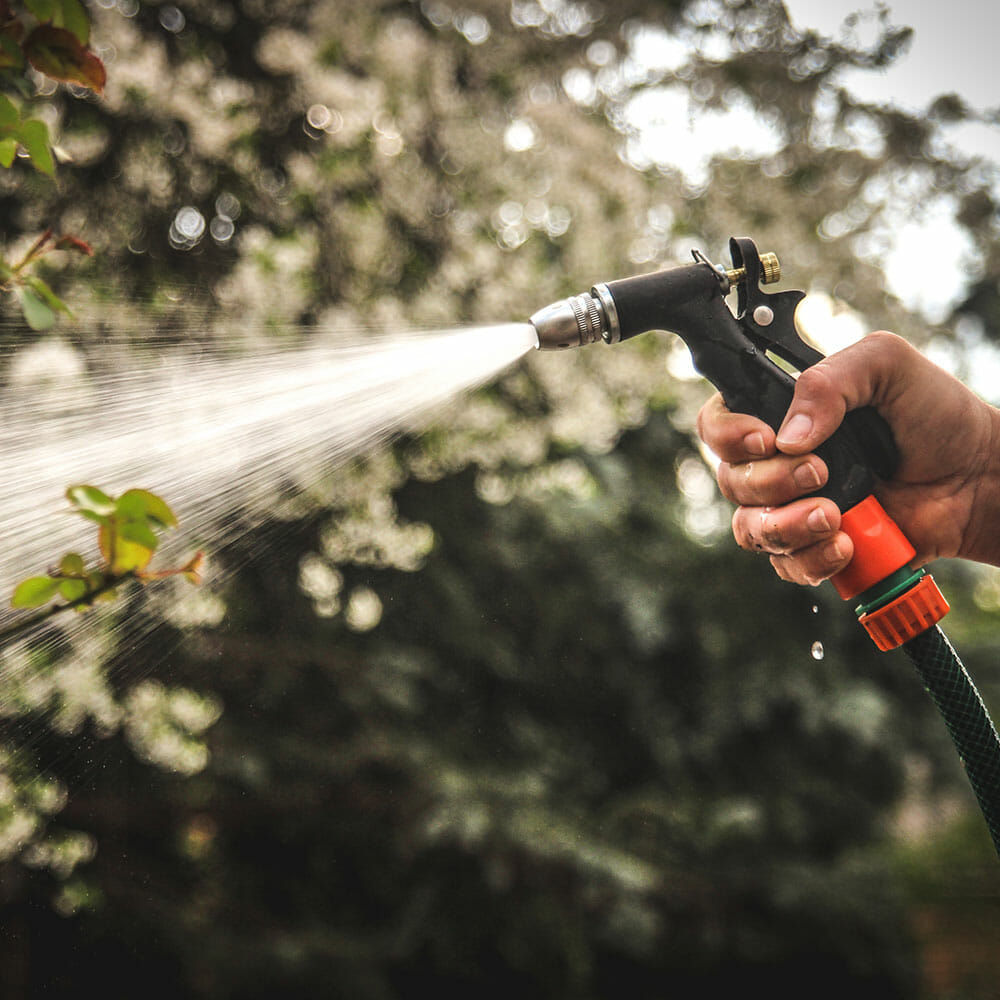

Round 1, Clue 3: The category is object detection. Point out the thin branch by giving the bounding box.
[0,571,136,646]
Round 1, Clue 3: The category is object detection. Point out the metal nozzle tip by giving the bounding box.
[530,293,607,350]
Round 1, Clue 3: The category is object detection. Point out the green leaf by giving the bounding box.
[59,552,85,577]
[107,536,154,574]
[58,578,88,602]
[11,575,61,608]
[16,118,54,176]
[18,286,55,330]
[0,32,26,73]
[66,484,115,517]
[0,94,18,131]
[75,508,109,526]
[0,137,16,168]
[25,275,71,316]
[57,0,90,45]
[26,0,57,21]
[115,490,149,521]
[119,519,159,552]
[118,489,178,529]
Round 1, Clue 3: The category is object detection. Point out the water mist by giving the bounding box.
[0,321,539,644]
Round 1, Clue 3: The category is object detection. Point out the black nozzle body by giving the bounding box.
[600,263,722,344]
[528,246,898,514]
[530,263,721,351]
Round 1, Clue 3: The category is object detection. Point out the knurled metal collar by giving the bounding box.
[591,283,620,343]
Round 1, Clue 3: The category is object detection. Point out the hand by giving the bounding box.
[696,331,1000,585]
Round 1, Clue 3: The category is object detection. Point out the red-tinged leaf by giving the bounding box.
[20,228,53,263]
[97,520,112,564]
[53,233,93,256]
[24,24,106,94]
[183,552,205,585]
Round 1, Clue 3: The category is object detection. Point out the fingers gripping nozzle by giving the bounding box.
[530,286,618,350]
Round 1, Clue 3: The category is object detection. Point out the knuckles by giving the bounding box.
[732,507,793,554]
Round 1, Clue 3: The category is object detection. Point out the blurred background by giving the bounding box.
[1,0,1000,996]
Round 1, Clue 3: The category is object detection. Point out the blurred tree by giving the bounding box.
[1,413,930,997]
[1,0,999,995]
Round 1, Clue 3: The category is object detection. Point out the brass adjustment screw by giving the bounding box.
[725,252,781,286]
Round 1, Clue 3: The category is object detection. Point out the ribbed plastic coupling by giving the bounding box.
[858,574,950,651]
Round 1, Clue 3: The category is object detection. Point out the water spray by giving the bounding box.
[530,237,1000,854]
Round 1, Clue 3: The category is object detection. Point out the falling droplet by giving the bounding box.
[810,641,825,660]
[811,604,819,614]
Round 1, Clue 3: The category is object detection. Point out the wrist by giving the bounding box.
[965,402,1000,568]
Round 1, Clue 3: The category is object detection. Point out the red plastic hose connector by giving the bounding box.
[832,495,915,601]
[832,494,949,650]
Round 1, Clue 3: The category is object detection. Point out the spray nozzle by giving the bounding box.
[529,238,896,513]
[529,236,948,649]
[529,291,611,350]
[531,241,791,355]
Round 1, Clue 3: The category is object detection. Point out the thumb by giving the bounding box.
[775,335,891,454]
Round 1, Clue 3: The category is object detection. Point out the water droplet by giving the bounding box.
[811,604,819,614]
[455,12,491,45]
[168,206,206,250]
[209,216,235,244]
[306,103,332,131]
[215,192,242,221]
[504,118,537,152]
[159,4,185,33]
[810,641,824,660]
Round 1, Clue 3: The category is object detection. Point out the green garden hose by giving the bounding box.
[902,626,1000,855]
